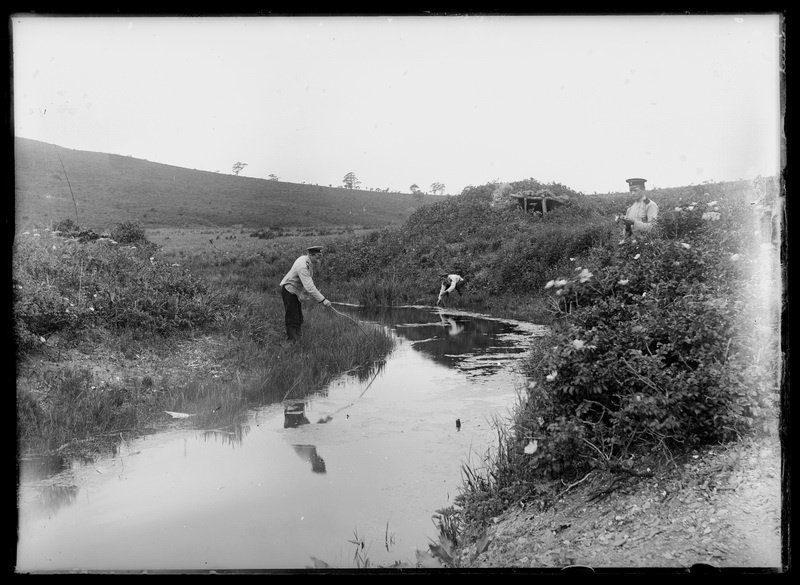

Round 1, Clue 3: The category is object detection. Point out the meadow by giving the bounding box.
[14,139,784,561]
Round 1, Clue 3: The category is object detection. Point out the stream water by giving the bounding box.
[16,306,547,572]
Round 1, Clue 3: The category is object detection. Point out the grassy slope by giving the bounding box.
[14,137,442,231]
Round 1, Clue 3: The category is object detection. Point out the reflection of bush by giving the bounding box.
[349,359,386,383]
[36,483,80,513]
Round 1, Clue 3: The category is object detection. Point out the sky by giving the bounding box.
[12,13,784,195]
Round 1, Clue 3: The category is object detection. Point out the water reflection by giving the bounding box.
[439,312,465,336]
[341,306,529,375]
[17,305,545,571]
[284,400,311,428]
[23,482,80,517]
[18,454,69,483]
[201,423,251,446]
[291,444,327,474]
[345,358,388,383]
[18,454,82,522]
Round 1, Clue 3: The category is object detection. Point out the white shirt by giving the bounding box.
[625,198,659,233]
[279,255,326,303]
[438,274,464,302]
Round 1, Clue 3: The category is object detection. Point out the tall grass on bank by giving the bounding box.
[16,360,172,455]
[175,302,395,430]
[339,273,416,307]
[17,298,393,455]
[15,224,395,455]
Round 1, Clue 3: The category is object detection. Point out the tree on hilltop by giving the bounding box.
[343,172,361,190]
[232,162,248,176]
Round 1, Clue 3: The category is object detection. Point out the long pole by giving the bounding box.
[329,304,379,351]
[313,304,386,421]
[39,109,79,224]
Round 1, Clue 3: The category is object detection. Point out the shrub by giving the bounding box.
[12,232,226,357]
[111,221,147,245]
[514,192,779,482]
[52,218,79,234]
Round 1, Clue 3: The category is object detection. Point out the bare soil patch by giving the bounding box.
[455,433,785,572]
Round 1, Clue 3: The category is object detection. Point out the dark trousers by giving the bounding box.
[281,285,303,341]
[441,280,465,304]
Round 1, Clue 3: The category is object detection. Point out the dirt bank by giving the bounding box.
[453,433,785,572]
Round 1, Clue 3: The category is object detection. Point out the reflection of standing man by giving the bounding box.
[292,444,327,474]
[279,246,332,342]
[619,178,658,237]
[436,274,465,306]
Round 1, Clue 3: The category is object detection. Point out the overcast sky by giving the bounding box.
[12,13,783,195]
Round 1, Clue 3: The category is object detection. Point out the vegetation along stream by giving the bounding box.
[15,144,784,573]
[16,306,547,571]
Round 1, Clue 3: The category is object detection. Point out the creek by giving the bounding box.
[17,305,547,572]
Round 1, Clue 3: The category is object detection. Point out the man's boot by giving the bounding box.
[287,327,300,342]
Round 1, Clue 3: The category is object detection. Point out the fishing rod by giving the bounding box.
[328,304,380,351]
[282,303,385,423]
[314,304,387,422]
[313,358,385,423]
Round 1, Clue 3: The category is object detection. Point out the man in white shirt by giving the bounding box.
[621,188,659,237]
[279,246,332,341]
[437,274,465,306]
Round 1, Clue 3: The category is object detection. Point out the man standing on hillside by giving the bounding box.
[437,273,465,306]
[279,246,331,342]
[619,181,659,237]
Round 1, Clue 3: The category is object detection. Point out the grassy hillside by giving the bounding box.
[14,137,442,231]
[319,176,781,321]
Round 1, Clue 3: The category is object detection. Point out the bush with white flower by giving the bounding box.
[508,185,780,485]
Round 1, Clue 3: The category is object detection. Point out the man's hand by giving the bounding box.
[322,299,332,307]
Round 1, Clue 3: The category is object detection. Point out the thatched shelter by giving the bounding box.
[510,189,571,214]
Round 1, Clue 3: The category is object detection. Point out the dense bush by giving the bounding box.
[111,220,148,245]
[13,223,225,355]
[456,181,783,525]
[453,179,782,525]
[51,217,103,242]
